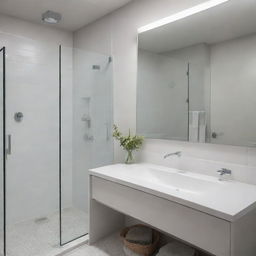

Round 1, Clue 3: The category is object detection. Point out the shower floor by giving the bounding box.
[4,207,88,256]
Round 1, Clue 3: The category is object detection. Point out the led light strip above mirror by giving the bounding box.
[138,0,230,33]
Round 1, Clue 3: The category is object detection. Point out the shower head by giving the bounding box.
[92,57,112,70]
[42,11,62,24]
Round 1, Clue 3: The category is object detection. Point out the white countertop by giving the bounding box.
[89,163,256,222]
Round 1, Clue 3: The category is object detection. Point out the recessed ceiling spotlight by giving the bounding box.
[42,10,62,24]
[138,0,230,33]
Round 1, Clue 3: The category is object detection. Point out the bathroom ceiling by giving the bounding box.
[139,0,256,53]
[0,0,133,31]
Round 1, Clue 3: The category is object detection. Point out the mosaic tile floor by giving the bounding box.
[3,208,88,256]
[64,233,125,256]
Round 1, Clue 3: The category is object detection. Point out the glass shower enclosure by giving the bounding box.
[60,46,113,245]
[0,33,113,256]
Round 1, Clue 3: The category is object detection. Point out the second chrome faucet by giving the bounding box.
[217,168,232,181]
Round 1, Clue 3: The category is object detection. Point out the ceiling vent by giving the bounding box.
[42,10,62,24]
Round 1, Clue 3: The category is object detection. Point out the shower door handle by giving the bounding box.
[6,134,12,156]
[105,122,110,141]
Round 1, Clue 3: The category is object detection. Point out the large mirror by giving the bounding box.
[137,0,256,147]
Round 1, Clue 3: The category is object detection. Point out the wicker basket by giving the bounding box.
[120,224,160,256]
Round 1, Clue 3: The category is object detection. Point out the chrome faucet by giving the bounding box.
[217,168,232,180]
[164,151,182,159]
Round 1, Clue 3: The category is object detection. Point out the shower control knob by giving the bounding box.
[14,112,24,122]
[212,132,217,139]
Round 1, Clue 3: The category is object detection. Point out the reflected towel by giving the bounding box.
[189,111,199,128]
[189,111,199,142]
[199,111,206,143]
[189,111,206,143]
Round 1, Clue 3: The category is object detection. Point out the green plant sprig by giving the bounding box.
[113,125,144,152]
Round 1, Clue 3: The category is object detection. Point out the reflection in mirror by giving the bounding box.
[137,51,189,141]
[137,0,256,147]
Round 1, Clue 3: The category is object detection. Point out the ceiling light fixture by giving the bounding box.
[42,10,62,24]
[138,0,230,33]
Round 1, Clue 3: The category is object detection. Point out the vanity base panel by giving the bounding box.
[89,198,125,244]
[91,176,230,256]
[89,176,125,245]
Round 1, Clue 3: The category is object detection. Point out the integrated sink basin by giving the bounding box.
[89,163,256,221]
[89,163,256,256]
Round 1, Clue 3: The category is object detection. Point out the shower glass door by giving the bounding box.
[60,46,113,244]
[2,33,60,256]
[0,47,6,256]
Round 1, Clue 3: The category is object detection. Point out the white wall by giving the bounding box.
[0,14,73,224]
[137,49,188,140]
[74,0,256,178]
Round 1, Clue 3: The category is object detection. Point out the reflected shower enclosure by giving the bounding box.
[136,48,210,143]
[0,32,113,256]
[137,49,189,141]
